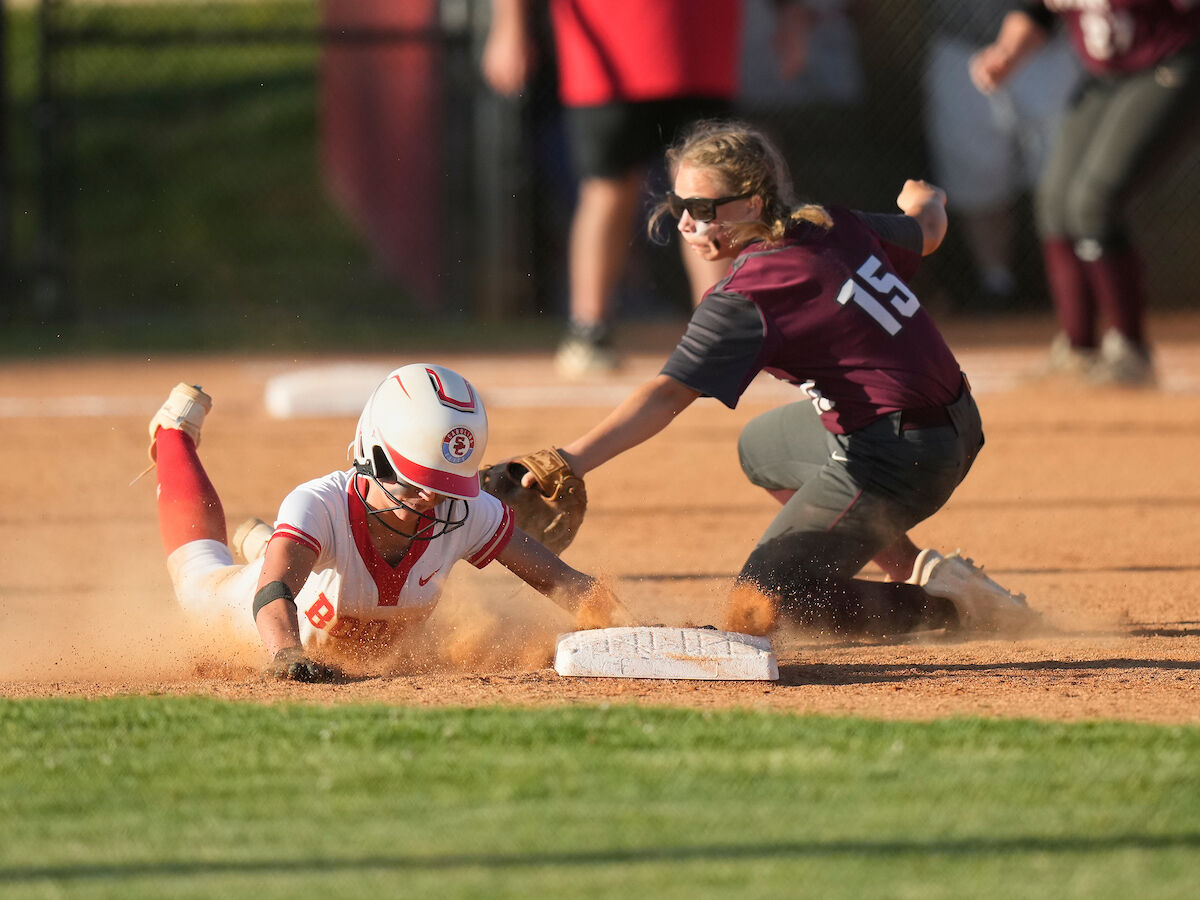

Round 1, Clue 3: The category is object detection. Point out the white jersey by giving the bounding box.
[274,470,514,647]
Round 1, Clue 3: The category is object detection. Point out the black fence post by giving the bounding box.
[465,0,533,323]
[438,0,479,319]
[0,0,10,319]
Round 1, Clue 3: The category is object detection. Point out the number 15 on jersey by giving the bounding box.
[836,255,921,336]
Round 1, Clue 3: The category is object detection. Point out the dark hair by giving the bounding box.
[648,119,831,249]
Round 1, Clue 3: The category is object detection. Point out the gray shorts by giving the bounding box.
[737,384,983,579]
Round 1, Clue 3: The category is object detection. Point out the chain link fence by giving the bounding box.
[3,0,1198,348]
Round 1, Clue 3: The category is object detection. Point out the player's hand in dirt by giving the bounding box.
[574,581,634,630]
[267,647,345,683]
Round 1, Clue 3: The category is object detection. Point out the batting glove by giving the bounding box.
[267,647,345,683]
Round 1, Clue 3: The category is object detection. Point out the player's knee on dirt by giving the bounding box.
[740,531,870,589]
[736,533,955,637]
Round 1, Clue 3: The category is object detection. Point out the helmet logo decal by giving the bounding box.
[442,427,475,464]
[390,374,412,398]
[425,368,478,412]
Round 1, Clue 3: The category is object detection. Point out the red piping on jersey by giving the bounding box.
[469,504,515,568]
[272,524,321,556]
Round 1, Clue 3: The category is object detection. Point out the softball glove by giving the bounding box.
[479,448,587,554]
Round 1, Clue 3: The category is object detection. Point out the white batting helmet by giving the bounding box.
[350,364,487,501]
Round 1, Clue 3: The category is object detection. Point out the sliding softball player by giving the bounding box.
[148,363,622,681]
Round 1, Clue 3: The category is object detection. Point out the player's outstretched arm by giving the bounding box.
[497,529,632,628]
[252,537,342,682]
[896,179,948,256]
[254,537,315,656]
[969,10,1049,94]
[559,374,701,477]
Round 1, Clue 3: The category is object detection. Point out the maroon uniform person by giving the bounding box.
[972,1,1200,385]
[539,119,1033,637]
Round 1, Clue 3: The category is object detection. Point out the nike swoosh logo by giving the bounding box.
[831,451,849,463]
[418,569,441,587]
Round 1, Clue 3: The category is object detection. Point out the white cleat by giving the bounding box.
[1040,332,1098,378]
[148,382,212,462]
[232,517,273,564]
[909,548,1037,635]
[554,336,620,380]
[1089,330,1156,388]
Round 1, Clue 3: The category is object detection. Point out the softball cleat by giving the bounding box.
[554,323,620,380]
[910,549,1036,635]
[232,517,273,564]
[1042,332,1098,378]
[1089,330,1156,388]
[148,382,212,462]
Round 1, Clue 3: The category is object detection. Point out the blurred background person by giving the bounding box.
[738,0,867,212]
[972,1,1200,385]
[924,0,1081,312]
[483,0,808,378]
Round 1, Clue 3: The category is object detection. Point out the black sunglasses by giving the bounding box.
[666,190,754,223]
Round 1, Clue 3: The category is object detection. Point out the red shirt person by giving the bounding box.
[484,2,806,377]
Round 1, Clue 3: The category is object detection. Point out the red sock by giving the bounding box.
[155,428,226,555]
[1042,238,1096,348]
[1082,246,1146,347]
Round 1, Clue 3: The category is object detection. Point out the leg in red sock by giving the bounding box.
[154,428,226,555]
[1078,240,1146,347]
[1042,237,1097,348]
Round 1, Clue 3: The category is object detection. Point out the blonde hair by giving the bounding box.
[649,119,832,248]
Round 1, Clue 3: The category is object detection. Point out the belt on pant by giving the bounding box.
[898,374,970,431]
[898,404,953,431]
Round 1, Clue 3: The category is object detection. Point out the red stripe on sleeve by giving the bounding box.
[273,525,321,557]
[469,505,515,568]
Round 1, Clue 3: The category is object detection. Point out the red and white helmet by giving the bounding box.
[350,364,487,501]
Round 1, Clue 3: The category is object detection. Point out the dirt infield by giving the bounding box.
[3,313,1199,723]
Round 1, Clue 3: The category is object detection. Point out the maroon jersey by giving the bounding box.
[660,209,964,434]
[1033,1,1200,74]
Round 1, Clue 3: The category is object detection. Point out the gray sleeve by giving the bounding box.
[851,211,924,255]
[660,291,767,409]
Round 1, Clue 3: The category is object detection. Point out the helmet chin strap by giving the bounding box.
[351,465,467,542]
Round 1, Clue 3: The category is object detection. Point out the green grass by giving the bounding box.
[2,698,1199,898]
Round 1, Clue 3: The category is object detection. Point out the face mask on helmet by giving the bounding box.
[349,364,488,540]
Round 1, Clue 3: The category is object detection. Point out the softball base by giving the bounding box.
[554,626,778,681]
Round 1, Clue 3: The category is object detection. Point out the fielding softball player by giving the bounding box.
[527,119,1036,638]
[147,363,623,682]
